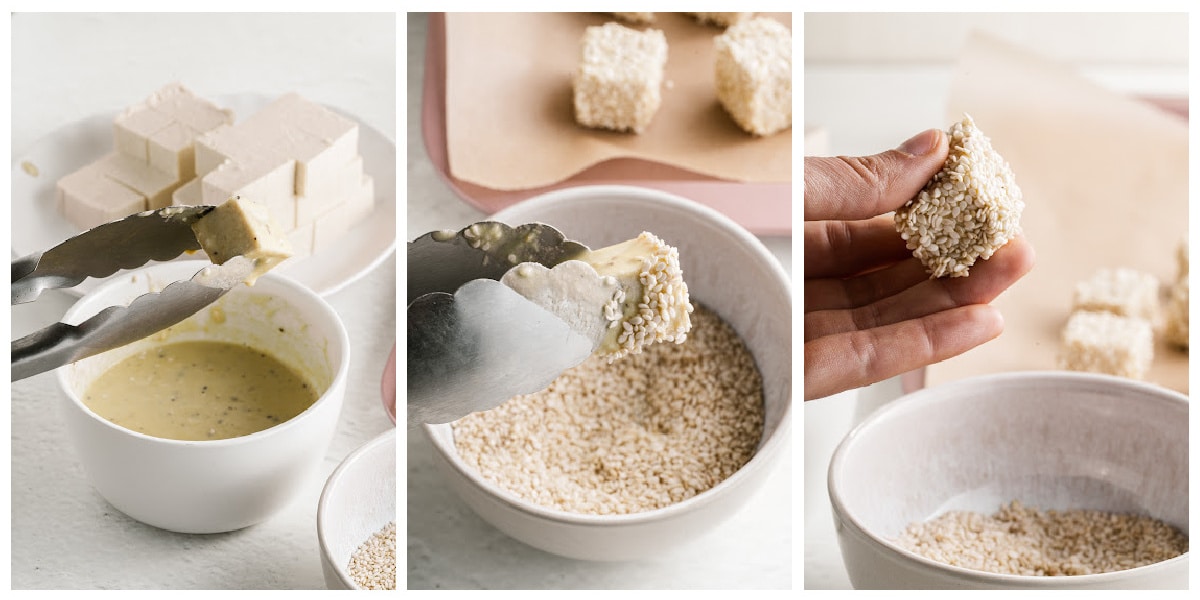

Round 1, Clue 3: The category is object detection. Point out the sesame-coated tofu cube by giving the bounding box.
[1059,311,1154,379]
[714,17,791,136]
[1072,268,1161,323]
[573,22,668,134]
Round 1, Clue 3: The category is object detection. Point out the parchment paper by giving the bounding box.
[444,12,792,191]
[925,33,1188,394]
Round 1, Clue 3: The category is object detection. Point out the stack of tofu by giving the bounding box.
[57,83,233,229]
[57,83,375,259]
[173,92,374,258]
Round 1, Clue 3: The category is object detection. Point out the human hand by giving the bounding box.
[804,129,1035,400]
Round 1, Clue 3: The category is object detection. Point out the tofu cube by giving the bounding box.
[113,107,174,162]
[287,222,316,258]
[1059,311,1154,379]
[148,122,201,180]
[145,82,235,132]
[171,178,202,206]
[96,152,181,209]
[1072,267,1161,323]
[714,17,792,136]
[295,155,365,226]
[312,175,374,250]
[573,22,667,134]
[200,160,298,230]
[57,163,146,230]
[190,196,293,267]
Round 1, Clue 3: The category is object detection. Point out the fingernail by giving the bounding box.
[897,129,940,156]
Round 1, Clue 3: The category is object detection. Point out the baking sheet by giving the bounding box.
[422,14,791,236]
[444,12,792,191]
[924,32,1188,394]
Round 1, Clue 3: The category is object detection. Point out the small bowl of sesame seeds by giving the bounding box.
[829,371,1188,589]
[420,185,792,561]
[318,428,397,590]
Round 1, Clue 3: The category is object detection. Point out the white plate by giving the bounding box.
[11,93,396,297]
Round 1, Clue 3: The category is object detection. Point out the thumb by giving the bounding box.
[804,129,948,221]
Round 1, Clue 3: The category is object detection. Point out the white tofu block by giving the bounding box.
[148,122,201,180]
[268,92,359,146]
[144,82,235,132]
[172,178,203,206]
[96,152,181,209]
[113,107,174,162]
[1072,267,1161,323]
[201,160,297,229]
[194,126,268,178]
[714,17,792,136]
[57,163,146,230]
[286,221,316,258]
[190,196,292,267]
[1059,311,1154,379]
[573,22,667,134]
[294,155,365,225]
[312,175,374,250]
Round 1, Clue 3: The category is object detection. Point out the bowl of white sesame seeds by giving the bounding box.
[420,185,792,561]
[829,371,1188,589]
[318,428,397,590]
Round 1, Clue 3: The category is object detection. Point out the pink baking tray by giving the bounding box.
[420,13,793,236]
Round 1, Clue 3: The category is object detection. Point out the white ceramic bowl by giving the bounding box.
[829,371,1189,590]
[422,185,792,561]
[56,260,350,534]
[318,428,397,590]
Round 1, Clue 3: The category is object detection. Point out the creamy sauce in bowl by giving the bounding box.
[83,340,318,441]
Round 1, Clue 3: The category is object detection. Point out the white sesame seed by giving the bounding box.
[347,521,396,590]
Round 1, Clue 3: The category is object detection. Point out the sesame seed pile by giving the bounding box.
[894,114,1024,278]
[347,521,396,590]
[897,500,1188,576]
[451,303,764,515]
[598,232,693,362]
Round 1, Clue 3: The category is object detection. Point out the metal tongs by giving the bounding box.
[408,221,616,425]
[11,206,257,381]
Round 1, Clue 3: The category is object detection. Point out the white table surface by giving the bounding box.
[405,13,793,590]
[803,63,1188,590]
[8,13,397,590]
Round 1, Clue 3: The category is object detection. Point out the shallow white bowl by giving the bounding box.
[56,260,350,534]
[422,184,792,561]
[318,428,397,590]
[829,371,1189,590]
